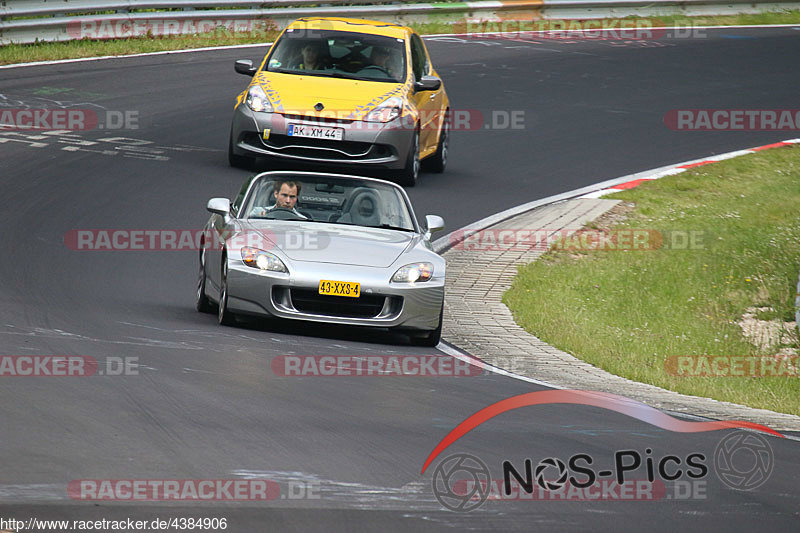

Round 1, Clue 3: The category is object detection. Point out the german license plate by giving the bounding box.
[318,280,360,298]
[288,123,344,141]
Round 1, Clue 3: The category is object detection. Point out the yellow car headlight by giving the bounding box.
[364,96,403,123]
[245,85,274,113]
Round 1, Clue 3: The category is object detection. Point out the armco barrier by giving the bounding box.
[2,0,800,45]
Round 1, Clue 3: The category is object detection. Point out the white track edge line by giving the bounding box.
[436,341,564,388]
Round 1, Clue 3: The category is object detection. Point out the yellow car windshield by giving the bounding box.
[266,29,406,83]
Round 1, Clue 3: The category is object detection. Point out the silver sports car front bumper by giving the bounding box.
[224,261,444,331]
[231,104,415,170]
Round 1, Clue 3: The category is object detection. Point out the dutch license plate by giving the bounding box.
[318,280,360,298]
[288,123,344,141]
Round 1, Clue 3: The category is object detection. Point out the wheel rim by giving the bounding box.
[196,250,205,303]
[196,268,204,303]
[218,286,226,323]
[412,132,420,179]
[218,261,227,323]
[441,119,449,166]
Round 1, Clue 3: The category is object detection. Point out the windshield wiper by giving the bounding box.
[315,71,389,82]
[270,69,351,79]
[342,74,399,82]
[374,224,415,232]
[330,222,414,231]
[270,68,397,83]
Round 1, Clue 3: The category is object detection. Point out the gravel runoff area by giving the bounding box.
[440,198,800,432]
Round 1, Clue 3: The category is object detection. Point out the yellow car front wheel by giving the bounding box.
[397,128,420,187]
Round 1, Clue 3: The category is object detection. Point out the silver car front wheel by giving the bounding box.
[218,258,237,326]
[196,248,213,313]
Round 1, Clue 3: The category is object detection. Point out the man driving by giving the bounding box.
[252,180,308,219]
[297,41,326,71]
[370,46,399,78]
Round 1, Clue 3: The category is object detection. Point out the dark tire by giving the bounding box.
[217,257,237,326]
[422,111,448,174]
[396,128,420,187]
[195,248,213,313]
[411,303,443,347]
[228,129,255,170]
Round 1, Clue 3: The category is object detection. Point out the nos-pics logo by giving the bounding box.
[431,453,490,512]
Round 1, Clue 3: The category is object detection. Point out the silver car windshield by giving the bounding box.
[266,29,406,83]
[243,176,416,231]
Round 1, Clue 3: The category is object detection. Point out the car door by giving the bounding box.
[409,32,443,156]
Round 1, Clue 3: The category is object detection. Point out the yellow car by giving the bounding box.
[228,17,450,186]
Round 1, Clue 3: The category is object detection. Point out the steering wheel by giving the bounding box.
[264,207,307,220]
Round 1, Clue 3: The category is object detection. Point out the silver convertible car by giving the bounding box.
[196,171,446,345]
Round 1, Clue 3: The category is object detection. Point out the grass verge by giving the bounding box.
[503,144,800,415]
[1,12,800,65]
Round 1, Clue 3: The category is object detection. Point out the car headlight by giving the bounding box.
[241,247,287,273]
[364,96,403,123]
[245,85,273,113]
[391,262,433,283]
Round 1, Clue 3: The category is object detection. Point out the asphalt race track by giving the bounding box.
[1,26,799,531]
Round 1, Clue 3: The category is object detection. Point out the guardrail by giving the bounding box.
[2,0,799,45]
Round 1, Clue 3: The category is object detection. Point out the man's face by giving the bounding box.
[302,45,318,64]
[274,184,299,209]
[373,52,388,66]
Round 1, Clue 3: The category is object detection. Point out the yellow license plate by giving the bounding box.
[318,280,360,298]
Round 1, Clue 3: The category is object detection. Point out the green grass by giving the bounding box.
[1,11,799,65]
[503,145,800,415]
[0,31,283,65]
[636,10,800,27]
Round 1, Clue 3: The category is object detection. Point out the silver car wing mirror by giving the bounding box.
[207,198,231,217]
[424,214,445,239]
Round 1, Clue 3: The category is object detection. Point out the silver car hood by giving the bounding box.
[240,221,416,268]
